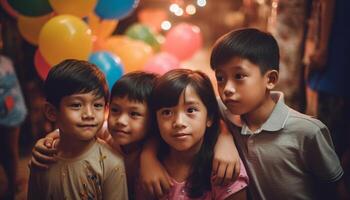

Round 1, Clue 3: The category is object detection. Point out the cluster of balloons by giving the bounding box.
[2,0,203,89]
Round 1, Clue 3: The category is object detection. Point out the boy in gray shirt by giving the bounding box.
[210,28,343,199]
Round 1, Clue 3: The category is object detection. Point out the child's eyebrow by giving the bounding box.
[184,100,201,106]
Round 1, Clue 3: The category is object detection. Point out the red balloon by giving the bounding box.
[143,52,180,75]
[162,23,202,61]
[34,49,51,80]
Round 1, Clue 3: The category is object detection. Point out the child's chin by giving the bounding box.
[228,107,245,115]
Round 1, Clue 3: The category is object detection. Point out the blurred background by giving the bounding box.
[0,0,349,199]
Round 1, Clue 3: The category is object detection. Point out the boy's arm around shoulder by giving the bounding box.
[213,119,241,186]
[139,137,173,198]
[213,159,249,200]
[99,141,129,200]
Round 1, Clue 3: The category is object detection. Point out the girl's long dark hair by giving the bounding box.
[150,69,220,198]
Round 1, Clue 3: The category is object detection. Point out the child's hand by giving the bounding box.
[140,145,173,199]
[212,121,241,186]
[29,130,59,170]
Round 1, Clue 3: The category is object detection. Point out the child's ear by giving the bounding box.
[44,102,58,122]
[265,70,279,90]
[206,117,213,127]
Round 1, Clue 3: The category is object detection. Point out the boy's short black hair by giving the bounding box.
[44,59,109,108]
[110,71,158,107]
[210,28,280,73]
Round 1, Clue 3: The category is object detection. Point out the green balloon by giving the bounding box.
[126,23,160,52]
[8,0,52,16]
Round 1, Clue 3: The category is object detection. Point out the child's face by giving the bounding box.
[156,85,211,152]
[108,96,149,146]
[56,91,106,141]
[215,57,269,115]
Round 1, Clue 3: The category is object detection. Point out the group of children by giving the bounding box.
[27,28,343,200]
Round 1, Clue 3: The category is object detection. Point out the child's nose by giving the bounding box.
[172,112,186,129]
[82,107,94,119]
[116,113,128,126]
[223,81,236,97]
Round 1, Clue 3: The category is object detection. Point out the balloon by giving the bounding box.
[49,0,97,18]
[93,35,131,51]
[87,13,118,40]
[162,23,202,61]
[0,0,18,18]
[95,0,139,20]
[144,52,180,75]
[125,23,160,52]
[102,37,153,72]
[89,51,124,90]
[8,0,52,17]
[34,49,51,80]
[17,13,52,45]
[39,15,93,66]
[138,8,167,33]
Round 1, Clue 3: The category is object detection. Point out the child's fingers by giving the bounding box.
[44,138,53,148]
[153,182,164,199]
[159,176,171,195]
[34,141,58,155]
[145,184,155,198]
[30,157,49,170]
[214,163,227,185]
[32,150,57,164]
[212,159,219,175]
[231,160,241,182]
[222,163,234,185]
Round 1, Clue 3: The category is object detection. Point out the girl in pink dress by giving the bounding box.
[138,69,248,200]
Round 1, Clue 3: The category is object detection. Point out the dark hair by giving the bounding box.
[110,71,158,108]
[44,59,109,108]
[210,28,280,73]
[151,69,220,198]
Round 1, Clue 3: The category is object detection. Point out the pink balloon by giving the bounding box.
[162,23,202,61]
[143,52,180,75]
[0,0,19,18]
[34,49,51,80]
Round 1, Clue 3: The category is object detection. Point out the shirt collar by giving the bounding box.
[224,91,290,135]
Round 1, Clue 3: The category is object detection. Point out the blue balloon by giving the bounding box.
[95,0,139,20]
[89,51,124,90]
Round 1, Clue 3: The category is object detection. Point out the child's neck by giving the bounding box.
[57,133,96,159]
[120,142,142,156]
[163,146,200,182]
[242,94,276,132]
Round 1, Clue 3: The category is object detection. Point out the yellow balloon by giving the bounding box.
[17,13,53,45]
[107,38,153,72]
[49,0,97,18]
[39,15,93,66]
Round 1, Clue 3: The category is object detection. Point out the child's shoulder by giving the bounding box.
[95,138,124,163]
[285,108,328,136]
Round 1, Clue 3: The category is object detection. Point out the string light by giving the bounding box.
[186,4,196,15]
[161,20,172,30]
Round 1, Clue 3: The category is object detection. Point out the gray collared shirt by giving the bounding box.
[219,91,343,200]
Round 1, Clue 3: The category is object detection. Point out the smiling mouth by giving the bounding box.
[224,99,239,105]
[77,124,98,128]
[173,133,191,139]
[112,130,129,135]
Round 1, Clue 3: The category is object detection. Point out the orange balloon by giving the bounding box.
[49,0,97,18]
[39,15,93,66]
[17,13,53,45]
[103,36,153,72]
[138,8,167,33]
[88,13,118,39]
